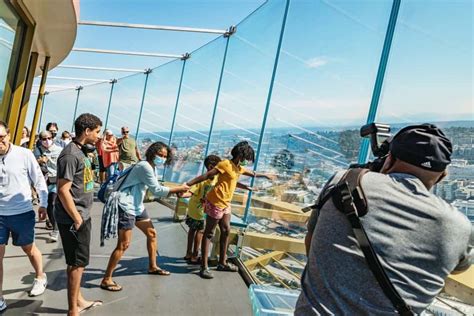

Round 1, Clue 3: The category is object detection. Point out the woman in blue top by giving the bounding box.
[100,142,189,291]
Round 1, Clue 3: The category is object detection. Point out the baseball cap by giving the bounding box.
[389,123,452,172]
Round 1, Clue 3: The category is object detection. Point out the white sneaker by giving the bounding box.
[0,297,7,312]
[49,230,59,243]
[29,274,47,296]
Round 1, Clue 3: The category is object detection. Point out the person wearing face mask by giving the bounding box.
[33,131,63,242]
[185,141,276,279]
[46,122,64,148]
[100,141,189,292]
[0,121,49,312]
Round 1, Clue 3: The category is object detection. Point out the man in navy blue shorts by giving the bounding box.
[0,121,49,312]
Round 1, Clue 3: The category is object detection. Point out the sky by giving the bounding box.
[30,0,473,133]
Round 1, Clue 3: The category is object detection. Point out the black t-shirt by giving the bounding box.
[54,142,94,224]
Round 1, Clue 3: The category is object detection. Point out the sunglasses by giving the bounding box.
[41,137,52,141]
[122,131,129,134]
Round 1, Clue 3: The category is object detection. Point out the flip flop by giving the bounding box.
[79,300,103,313]
[148,268,171,276]
[100,281,122,292]
[187,257,201,265]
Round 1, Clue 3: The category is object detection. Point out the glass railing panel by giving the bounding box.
[205,0,288,216]
[241,0,394,289]
[75,81,112,131]
[39,88,78,135]
[164,37,227,184]
[105,73,146,138]
[136,60,183,159]
[376,0,473,220]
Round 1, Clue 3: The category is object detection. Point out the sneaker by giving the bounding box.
[29,274,47,296]
[199,268,214,279]
[0,297,7,312]
[49,230,59,243]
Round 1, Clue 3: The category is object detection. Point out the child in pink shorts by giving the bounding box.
[185,141,274,279]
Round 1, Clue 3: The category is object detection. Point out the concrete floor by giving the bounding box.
[2,201,252,315]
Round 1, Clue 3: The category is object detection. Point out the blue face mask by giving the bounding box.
[154,156,166,166]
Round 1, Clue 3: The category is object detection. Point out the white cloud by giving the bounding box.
[306,56,330,68]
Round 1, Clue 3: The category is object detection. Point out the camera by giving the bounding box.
[349,123,391,172]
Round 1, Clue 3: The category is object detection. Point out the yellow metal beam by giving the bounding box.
[232,204,310,223]
[29,55,50,149]
[244,251,285,270]
[445,266,474,305]
[240,231,305,254]
[3,13,35,133]
[13,51,38,144]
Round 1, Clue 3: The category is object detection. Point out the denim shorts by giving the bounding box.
[118,208,150,230]
[0,211,35,246]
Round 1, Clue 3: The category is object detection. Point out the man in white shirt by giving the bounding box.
[0,121,49,312]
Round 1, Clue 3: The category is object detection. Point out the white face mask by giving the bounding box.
[41,139,53,148]
[63,139,71,145]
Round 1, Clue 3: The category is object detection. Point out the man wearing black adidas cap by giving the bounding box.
[296,124,473,315]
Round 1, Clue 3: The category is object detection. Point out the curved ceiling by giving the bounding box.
[18,0,79,76]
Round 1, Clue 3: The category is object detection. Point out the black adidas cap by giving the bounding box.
[389,124,452,172]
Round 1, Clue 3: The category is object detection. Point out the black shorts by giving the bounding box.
[118,208,150,230]
[98,156,106,172]
[185,216,205,231]
[58,218,91,267]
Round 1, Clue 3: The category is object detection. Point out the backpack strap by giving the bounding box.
[332,168,414,316]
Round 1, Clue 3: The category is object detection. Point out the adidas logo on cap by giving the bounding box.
[421,161,432,168]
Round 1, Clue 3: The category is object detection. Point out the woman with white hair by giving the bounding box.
[33,130,63,242]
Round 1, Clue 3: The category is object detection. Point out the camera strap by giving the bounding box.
[331,168,414,316]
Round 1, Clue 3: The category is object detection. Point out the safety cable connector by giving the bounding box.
[181,53,191,60]
[75,86,83,91]
[144,68,153,74]
[224,25,237,38]
[109,79,117,84]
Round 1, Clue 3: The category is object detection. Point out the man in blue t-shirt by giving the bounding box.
[297,124,473,315]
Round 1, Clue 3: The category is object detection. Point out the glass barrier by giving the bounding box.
[164,37,227,183]
[205,0,288,219]
[25,92,38,129]
[39,88,78,135]
[105,72,146,137]
[0,0,21,108]
[75,81,112,130]
[376,0,473,223]
[136,60,183,159]
[240,0,394,288]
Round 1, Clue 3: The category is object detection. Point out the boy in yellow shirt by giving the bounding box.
[183,155,220,264]
[185,141,275,279]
